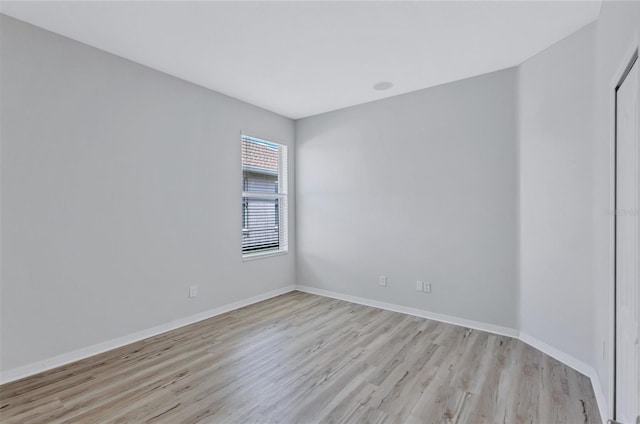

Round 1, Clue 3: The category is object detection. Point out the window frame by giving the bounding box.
[241,134,288,260]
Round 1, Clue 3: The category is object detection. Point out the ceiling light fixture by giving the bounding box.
[373,81,394,91]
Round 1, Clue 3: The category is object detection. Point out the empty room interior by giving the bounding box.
[0,1,639,423]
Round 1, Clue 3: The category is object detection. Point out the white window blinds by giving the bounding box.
[241,135,288,256]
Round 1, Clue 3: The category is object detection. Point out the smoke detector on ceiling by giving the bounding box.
[373,81,394,91]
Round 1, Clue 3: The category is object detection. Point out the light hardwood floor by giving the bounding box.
[0,291,600,423]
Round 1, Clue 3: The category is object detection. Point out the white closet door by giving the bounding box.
[616,58,639,424]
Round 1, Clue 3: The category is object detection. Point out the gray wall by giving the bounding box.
[2,7,639,416]
[296,69,519,329]
[518,23,597,368]
[592,0,640,415]
[518,2,639,416]
[0,15,296,372]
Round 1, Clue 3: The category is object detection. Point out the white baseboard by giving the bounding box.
[590,370,608,424]
[0,283,610,423]
[0,285,296,385]
[518,332,608,424]
[294,285,519,338]
[295,285,608,423]
[518,332,594,379]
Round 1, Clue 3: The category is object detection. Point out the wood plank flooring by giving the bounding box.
[0,291,600,423]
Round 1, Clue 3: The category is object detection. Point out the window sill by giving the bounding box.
[242,249,288,262]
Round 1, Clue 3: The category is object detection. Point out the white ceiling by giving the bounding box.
[1,1,601,119]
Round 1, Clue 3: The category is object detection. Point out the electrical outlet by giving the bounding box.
[379,275,387,287]
[416,281,423,291]
[423,282,432,293]
[189,285,198,298]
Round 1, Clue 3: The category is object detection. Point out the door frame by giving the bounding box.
[612,48,638,421]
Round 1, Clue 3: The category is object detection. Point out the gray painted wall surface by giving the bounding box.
[2,7,639,417]
[296,69,519,329]
[0,15,296,372]
[592,0,640,416]
[518,23,597,370]
[519,2,640,415]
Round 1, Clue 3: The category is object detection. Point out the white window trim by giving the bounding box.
[241,192,286,199]
[241,248,289,262]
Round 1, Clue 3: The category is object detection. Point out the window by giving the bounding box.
[241,135,288,257]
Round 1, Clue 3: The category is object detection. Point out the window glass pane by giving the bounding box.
[242,197,280,253]
[242,137,279,192]
[241,135,287,255]
[243,171,277,194]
